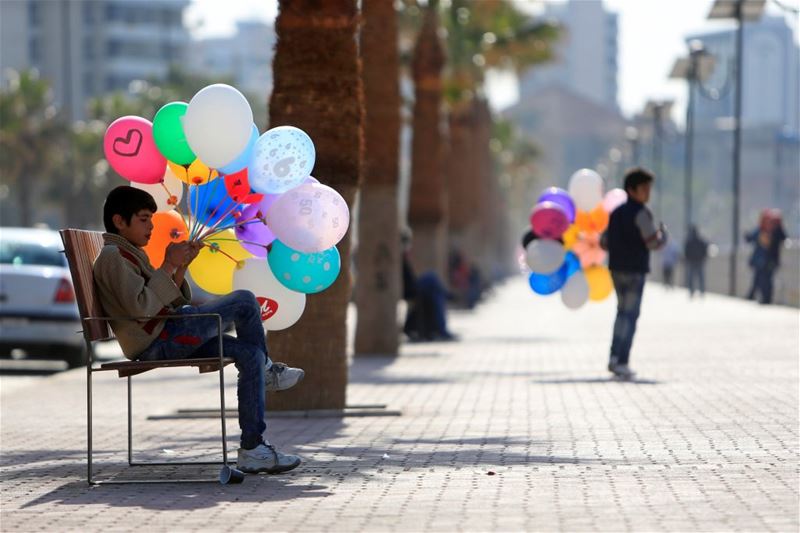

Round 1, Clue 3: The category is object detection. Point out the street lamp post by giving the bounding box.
[670,40,715,242]
[708,0,765,296]
[644,100,673,221]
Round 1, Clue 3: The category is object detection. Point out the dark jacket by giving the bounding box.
[606,199,652,273]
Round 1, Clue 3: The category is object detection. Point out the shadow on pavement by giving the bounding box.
[348,356,453,385]
[531,376,662,385]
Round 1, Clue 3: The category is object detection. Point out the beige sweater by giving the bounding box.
[93,233,191,359]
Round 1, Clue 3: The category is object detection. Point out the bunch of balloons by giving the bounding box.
[523,168,628,310]
[102,84,350,331]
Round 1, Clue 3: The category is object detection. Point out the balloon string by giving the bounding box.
[200,241,240,265]
[190,177,203,240]
[204,237,269,250]
[159,180,189,226]
[191,168,218,241]
[199,216,262,241]
[193,203,241,241]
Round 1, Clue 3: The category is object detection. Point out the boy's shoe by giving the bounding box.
[266,362,304,392]
[607,356,619,373]
[237,444,301,474]
[612,364,636,380]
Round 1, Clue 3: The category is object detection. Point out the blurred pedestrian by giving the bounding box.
[661,239,679,289]
[402,230,456,341]
[683,225,709,298]
[746,209,787,304]
[601,168,668,380]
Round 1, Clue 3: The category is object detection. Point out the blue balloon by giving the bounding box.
[189,179,237,227]
[268,240,340,294]
[218,124,258,175]
[563,251,581,277]
[529,252,580,295]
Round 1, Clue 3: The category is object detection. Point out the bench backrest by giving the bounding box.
[59,229,110,342]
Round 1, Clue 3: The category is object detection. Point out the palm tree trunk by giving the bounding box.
[408,3,447,280]
[266,0,363,411]
[446,101,480,263]
[354,0,401,357]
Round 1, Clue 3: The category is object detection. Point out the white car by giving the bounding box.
[0,227,85,367]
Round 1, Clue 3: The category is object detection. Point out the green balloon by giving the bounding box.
[153,102,195,165]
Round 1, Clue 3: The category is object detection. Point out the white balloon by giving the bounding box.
[232,260,306,331]
[561,271,589,309]
[133,166,184,212]
[249,126,316,194]
[525,239,565,274]
[568,168,604,211]
[183,84,253,169]
[265,183,350,253]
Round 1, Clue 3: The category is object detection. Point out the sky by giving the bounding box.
[184,0,798,123]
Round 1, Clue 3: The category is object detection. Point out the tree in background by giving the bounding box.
[442,0,558,278]
[0,70,66,227]
[355,0,402,358]
[266,0,363,411]
[407,0,448,279]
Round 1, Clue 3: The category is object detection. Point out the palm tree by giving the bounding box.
[354,0,402,358]
[0,70,66,226]
[408,0,448,279]
[266,0,363,410]
[443,1,558,275]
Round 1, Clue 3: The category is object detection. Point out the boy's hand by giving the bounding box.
[184,241,203,266]
[163,242,193,272]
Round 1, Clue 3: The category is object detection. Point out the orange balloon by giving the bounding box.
[575,210,592,233]
[144,210,188,267]
[575,206,609,233]
[572,232,607,268]
[590,205,609,232]
[168,159,219,185]
[562,224,579,250]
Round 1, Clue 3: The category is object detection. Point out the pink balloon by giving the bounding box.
[602,188,628,213]
[530,201,569,239]
[265,183,350,253]
[103,116,166,184]
[235,195,279,257]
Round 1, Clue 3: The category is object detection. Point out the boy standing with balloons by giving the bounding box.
[93,185,305,474]
[601,168,668,380]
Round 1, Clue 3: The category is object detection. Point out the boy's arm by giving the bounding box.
[635,208,667,250]
[94,250,185,317]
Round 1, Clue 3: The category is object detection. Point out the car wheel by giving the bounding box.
[63,345,88,369]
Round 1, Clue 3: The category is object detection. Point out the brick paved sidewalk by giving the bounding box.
[1,278,798,532]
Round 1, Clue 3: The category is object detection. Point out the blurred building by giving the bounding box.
[686,15,800,244]
[689,15,800,132]
[187,20,275,111]
[519,0,619,111]
[508,0,624,189]
[0,0,190,120]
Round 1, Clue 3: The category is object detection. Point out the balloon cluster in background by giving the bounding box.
[522,168,627,310]
[102,84,350,331]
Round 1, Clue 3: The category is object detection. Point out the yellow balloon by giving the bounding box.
[188,230,252,294]
[168,159,219,185]
[585,265,613,301]
[562,224,579,250]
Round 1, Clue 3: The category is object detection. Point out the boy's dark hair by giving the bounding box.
[103,185,157,233]
[623,167,655,194]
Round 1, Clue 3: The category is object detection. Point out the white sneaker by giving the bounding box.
[237,444,302,474]
[613,364,636,380]
[266,362,304,392]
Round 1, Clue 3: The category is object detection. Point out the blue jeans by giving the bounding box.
[138,290,271,450]
[609,271,646,367]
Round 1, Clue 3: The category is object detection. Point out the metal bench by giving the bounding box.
[59,229,242,484]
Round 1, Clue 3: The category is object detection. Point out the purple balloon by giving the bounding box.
[530,201,570,240]
[538,187,576,223]
[235,194,279,257]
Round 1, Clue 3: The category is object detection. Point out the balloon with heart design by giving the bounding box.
[104,116,166,184]
[232,259,306,331]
